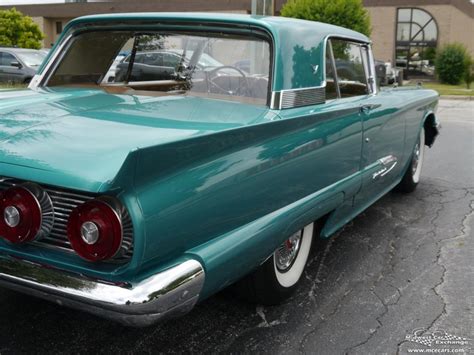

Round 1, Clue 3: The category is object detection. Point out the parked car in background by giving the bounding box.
[375,60,398,86]
[384,61,399,85]
[113,49,225,83]
[0,13,439,327]
[0,47,46,84]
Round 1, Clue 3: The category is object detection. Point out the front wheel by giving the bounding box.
[235,222,314,305]
[397,127,425,193]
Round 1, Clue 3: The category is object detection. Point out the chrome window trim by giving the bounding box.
[327,39,341,99]
[270,34,372,110]
[28,33,73,89]
[360,45,372,94]
[367,44,378,95]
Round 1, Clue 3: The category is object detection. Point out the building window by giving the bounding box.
[395,8,438,78]
[56,21,63,35]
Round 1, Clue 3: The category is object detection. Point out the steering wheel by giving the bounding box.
[206,65,250,97]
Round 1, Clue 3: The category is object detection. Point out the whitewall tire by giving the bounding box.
[234,222,315,305]
[274,223,314,288]
[397,127,426,193]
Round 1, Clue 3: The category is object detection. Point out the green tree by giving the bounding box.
[435,43,470,85]
[0,8,44,49]
[281,0,371,37]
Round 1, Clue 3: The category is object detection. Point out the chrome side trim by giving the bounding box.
[103,79,180,87]
[270,86,326,109]
[0,255,205,327]
[372,155,398,180]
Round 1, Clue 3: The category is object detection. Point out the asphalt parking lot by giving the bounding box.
[0,99,472,354]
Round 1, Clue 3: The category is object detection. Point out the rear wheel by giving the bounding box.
[235,222,314,305]
[397,127,425,193]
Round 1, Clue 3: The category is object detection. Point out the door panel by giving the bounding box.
[278,96,364,200]
[356,92,406,204]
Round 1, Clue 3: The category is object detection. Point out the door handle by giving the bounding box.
[360,104,372,114]
[360,104,381,114]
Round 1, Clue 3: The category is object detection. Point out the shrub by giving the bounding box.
[435,43,470,85]
[281,0,371,37]
[464,56,473,89]
[0,8,44,49]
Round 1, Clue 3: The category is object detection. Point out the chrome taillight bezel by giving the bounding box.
[0,177,134,263]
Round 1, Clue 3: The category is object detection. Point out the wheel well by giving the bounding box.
[423,114,438,147]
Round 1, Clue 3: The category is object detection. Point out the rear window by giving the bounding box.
[47,30,271,106]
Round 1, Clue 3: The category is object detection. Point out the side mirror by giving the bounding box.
[10,61,22,69]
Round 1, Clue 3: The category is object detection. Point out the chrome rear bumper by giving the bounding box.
[0,254,205,327]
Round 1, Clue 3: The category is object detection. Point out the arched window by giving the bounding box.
[395,8,438,78]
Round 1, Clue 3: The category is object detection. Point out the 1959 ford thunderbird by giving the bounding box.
[0,13,439,326]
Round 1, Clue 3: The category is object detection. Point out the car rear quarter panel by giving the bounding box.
[120,91,437,296]
[119,101,365,294]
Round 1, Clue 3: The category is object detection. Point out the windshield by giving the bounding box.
[47,30,271,106]
[17,51,46,67]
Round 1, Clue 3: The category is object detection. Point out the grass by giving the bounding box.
[412,82,474,96]
[0,83,28,90]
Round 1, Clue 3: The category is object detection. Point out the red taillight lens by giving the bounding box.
[67,199,123,262]
[0,186,42,244]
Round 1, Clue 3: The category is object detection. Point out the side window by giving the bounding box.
[325,42,338,100]
[331,39,369,98]
[162,53,180,68]
[0,52,16,66]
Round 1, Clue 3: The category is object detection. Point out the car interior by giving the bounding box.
[46,30,271,106]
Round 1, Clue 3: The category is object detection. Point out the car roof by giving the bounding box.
[59,13,371,91]
[67,12,368,41]
[0,47,42,53]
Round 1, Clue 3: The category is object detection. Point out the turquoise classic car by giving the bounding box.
[0,13,439,326]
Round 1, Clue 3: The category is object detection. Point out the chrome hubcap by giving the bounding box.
[275,230,303,272]
[412,141,420,175]
[4,206,20,228]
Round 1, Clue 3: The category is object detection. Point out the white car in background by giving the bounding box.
[103,53,127,83]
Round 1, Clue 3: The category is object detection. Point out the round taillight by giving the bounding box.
[0,186,42,243]
[67,198,123,262]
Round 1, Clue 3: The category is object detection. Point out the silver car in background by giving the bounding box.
[0,47,47,84]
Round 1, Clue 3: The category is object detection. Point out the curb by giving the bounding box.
[439,95,473,101]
